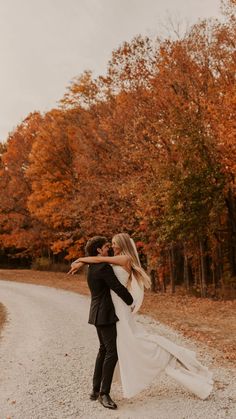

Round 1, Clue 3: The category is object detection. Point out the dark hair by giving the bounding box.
[85,236,108,256]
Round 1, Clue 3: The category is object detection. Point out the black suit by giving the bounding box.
[87,262,133,325]
[87,262,133,395]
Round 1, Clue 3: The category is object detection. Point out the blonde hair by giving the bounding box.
[112,233,151,289]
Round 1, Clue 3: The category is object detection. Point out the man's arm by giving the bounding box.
[102,264,133,306]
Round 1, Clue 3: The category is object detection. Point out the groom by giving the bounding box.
[79,236,134,410]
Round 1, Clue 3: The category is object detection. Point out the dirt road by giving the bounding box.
[0,280,235,418]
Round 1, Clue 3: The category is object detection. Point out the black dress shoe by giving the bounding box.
[98,394,117,409]
[89,390,99,400]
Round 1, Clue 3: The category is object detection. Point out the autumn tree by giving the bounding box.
[0,6,235,299]
[0,112,44,261]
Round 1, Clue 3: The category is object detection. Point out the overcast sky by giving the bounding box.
[0,0,222,142]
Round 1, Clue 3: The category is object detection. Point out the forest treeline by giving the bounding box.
[0,0,235,298]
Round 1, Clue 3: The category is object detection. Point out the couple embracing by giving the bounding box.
[69,233,213,410]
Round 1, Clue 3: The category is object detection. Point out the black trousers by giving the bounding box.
[93,323,118,395]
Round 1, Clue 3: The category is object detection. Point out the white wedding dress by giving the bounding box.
[110,265,213,399]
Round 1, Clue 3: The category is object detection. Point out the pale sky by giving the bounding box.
[0,0,222,142]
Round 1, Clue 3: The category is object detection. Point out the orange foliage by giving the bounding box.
[0,6,236,298]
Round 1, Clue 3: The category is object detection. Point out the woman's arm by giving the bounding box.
[76,255,131,267]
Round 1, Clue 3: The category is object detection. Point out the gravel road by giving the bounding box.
[0,280,235,419]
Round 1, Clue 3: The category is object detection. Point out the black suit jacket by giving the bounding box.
[87,262,133,326]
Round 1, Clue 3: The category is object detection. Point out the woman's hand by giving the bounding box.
[67,261,84,275]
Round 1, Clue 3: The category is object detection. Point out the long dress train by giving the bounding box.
[110,265,213,400]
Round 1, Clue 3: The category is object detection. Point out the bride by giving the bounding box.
[70,233,213,400]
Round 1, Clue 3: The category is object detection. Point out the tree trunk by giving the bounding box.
[169,243,176,294]
[225,188,236,276]
[183,243,190,292]
[158,268,167,293]
[217,241,223,286]
[150,269,157,293]
[199,239,207,298]
[161,274,167,293]
[212,261,216,294]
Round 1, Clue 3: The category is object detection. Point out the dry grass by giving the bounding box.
[0,302,7,334]
[0,268,235,365]
[140,291,236,365]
